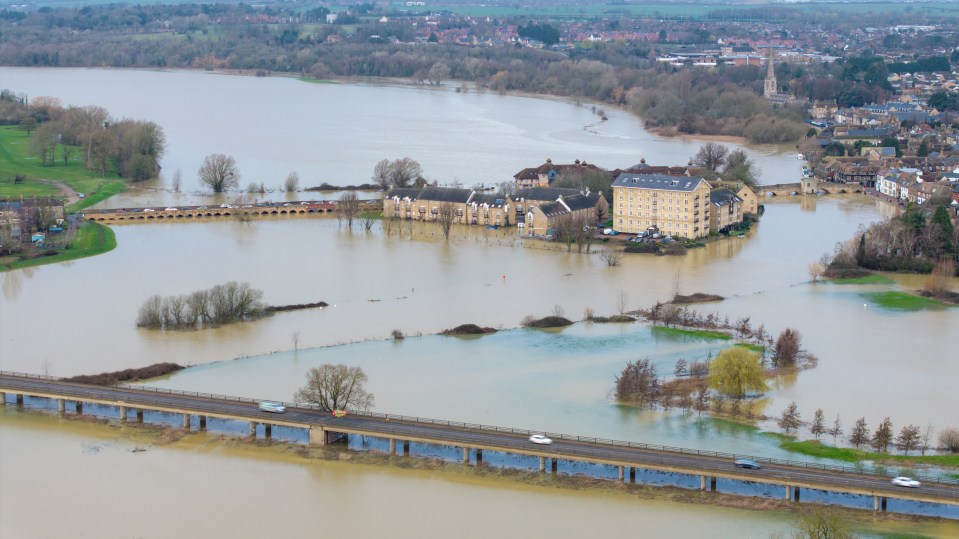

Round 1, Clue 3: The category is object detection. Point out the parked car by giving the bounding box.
[602,228,618,236]
[164,207,178,211]
[734,458,761,469]
[529,434,552,445]
[258,401,286,414]
[891,477,920,488]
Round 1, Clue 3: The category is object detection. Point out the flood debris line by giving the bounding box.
[265,301,329,313]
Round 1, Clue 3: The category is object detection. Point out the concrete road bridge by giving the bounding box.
[80,200,377,222]
[2,371,957,515]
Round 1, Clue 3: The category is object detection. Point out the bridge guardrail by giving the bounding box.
[2,370,957,487]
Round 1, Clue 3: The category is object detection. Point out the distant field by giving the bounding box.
[25,1,959,19]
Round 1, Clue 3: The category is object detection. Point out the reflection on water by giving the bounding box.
[0,67,804,209]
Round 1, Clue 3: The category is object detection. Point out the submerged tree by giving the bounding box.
[198,153,240,192]
[295,364,375,413]
[708,347,765,398]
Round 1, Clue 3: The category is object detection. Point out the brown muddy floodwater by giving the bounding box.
[4,408,959,538]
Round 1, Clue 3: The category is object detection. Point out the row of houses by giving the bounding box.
[0,198,66,245]
[876,168,959,206]
[384,169,757,240]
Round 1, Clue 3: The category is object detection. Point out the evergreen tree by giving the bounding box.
[871,417,894,453]
[811,409,826,440]
[849,417,869,448]
[778,402,802,434]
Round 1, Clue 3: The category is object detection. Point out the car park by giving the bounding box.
[529,434,552,445]
[734,458,761,469]
[258,401,286,413]
[891,477,920,488]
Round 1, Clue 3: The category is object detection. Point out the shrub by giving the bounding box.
[940,427,959,452]
[391,329,405,340]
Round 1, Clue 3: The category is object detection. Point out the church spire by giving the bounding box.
[764,47,777,99]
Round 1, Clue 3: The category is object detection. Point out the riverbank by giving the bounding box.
[0,220,115,272]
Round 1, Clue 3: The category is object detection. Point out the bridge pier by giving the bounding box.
[57,398,65,414]
[785,486,792,500]
[0,391,5,404]
[136,410,144,422]
[700,475,706,490]
[463,447,469,464]
[618,466,625,482]
[182,414,190,429]
[249,422,257,438]
[119,406,127,421]
[539,456,546,472]
[403,441,411,456]
[264,424,272,439]
[309,427,327,446]
[199,416,207,430]
[389,438,396,455]
[874,496,887,512]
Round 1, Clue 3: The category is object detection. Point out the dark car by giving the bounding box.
[734,458,761,469]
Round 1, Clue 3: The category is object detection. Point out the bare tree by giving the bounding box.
[921,424,935,456]
[284,171,300,193]
[849,417,869,448]
[617,289,630,314]
[372,159,392,190]
[291,331,300,351]
[552,304,565,317]
[692,142,729,174]
[171,169,182,192]
[896,424,921,455]
[599,245,622,266]
[437,201,455,240]
[807,259,826,282]
[294,364,374,413]
[811,408,826,439]
[829,415,843,445]
[198,154,240,193]
[390,157,422,188]
[362,213,376,231]
[778,402,802,434]
[338,192,361,228]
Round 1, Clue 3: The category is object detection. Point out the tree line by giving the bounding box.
[136,281,266,330]
[778,403,959,455]
[0,5,809,144]
[2,91,166,181]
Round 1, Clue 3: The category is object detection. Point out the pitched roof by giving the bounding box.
[710,188,743,207]
[514,187,582,201]
[470,193,509,207]
[612,173,707,192]
[385,187,422,200]
[418,187,474,203]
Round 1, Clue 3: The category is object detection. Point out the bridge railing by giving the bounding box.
[2,370,957,487]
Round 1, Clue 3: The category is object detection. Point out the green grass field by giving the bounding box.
[778,438,959,468]
[832,274,896,285]
[651,326,732,341]
[0,126,123,201]
[863,291,950,311]
[734,343,765,354]
[0,221,116,272]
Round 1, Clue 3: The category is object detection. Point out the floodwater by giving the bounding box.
[2,68,958,535]
[3,196,957,431]
[4,408,959,539]
[0,67,803,209]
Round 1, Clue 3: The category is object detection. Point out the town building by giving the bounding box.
[709,189,744,233]
[611,173,711,239]
[525,193,604,237]
[512,187,608,225]
[512,159,605,189]
[383,187,514,226]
